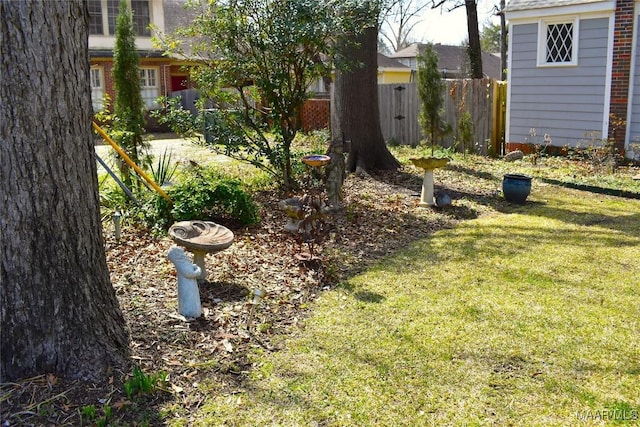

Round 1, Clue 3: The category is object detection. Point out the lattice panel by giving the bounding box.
[546,23,573,63]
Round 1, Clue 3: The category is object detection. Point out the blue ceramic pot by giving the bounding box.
[502,174,532,203]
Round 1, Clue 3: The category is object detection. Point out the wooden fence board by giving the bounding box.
[378,79,506,154]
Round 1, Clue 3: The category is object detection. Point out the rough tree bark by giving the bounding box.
[0,1,130,381]
[331,6,401,173]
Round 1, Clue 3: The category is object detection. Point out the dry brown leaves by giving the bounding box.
[1,166,501,426]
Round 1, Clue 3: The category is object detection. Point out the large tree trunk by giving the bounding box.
[0,0,129,382]
[465,0,483,79]
[332,14,400,173]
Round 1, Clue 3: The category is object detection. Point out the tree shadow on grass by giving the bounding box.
[354,290,386,303]
[492,189,640,236]
[445,163,500,181]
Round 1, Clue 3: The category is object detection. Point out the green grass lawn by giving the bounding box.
[182,181,640,427]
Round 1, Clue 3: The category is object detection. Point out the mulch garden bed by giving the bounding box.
[1,166,503,426]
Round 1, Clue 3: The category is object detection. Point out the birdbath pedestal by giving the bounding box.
[410,157,449,207]
[169,221,234,282]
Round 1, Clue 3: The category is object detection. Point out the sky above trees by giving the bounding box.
[415,0,500,45]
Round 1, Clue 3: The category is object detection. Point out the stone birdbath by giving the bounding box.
[410,157,450,207]
[301,154,330,168]
[169,220,234,282]
[301,154,330,190]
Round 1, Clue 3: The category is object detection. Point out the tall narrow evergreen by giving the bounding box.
[112,0,146,188]
[417,43,446,155]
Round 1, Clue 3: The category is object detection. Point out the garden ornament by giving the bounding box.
[435,191,452,208]
[167,246,202,319]
[278,197,305,233]
[168,220,234,282]
[410,157,449,206]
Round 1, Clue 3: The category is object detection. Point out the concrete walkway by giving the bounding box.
[95,134,231,171]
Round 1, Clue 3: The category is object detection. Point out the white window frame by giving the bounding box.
[89,0,152,37]
[537,16,579,67]
[90,66,105,111]
[140,66,160,109]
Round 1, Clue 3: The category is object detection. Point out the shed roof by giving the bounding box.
[505,0,604,12]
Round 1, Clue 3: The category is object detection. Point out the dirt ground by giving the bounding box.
[1,166,502,426]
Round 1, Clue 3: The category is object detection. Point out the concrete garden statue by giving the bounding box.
[167,246,202,319]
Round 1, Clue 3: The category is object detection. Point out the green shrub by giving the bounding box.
[139,166,260,232]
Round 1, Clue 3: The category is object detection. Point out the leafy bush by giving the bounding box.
[139,166,260,233]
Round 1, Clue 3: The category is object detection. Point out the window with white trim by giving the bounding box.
[538,18,578,66]
[88,0,151,37]
[88,0,104,35]
[90,67,105,111]
[140,67,160,109]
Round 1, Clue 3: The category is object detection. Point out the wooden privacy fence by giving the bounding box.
[378,79,507,155]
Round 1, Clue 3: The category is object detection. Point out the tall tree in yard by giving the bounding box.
[0,0,129,381]
[113,0,147,189]
[464,0,483,78]
[430,0,483,78]
[332,1,401,173]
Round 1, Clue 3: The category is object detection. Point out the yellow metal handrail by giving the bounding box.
[93,121,172,204]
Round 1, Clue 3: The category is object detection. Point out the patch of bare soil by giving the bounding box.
[1,167,502,426]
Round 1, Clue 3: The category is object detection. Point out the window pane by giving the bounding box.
[140,68,159,109]
[140,68,157,88]
[90,68,104,111]
[88,0,103,35]
[546,23,573,63]
[147,69,156,87]
[107,0,119,35]
[90,69,102,88]
[131,0,151,36]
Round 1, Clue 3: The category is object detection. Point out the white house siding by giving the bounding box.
[508,18,610,147]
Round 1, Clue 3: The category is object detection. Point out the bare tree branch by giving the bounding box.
[379,0,431,52]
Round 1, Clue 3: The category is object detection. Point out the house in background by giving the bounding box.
[505,0,638,158]
[377,53,413,83]
[306,53,412,96]
[89,1,409,133]
[89,0,195,117]
[390,43,503,80]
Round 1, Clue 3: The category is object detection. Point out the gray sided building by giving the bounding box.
[505,0,639,159]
